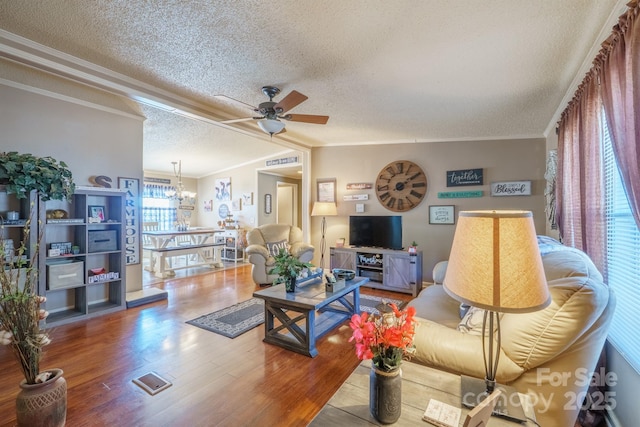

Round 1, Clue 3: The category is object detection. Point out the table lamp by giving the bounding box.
[311,202,337,271]
[443,210,550,421]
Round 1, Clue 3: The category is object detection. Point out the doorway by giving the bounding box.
[277,182,298,227]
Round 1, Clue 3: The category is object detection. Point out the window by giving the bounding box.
[603,116,640,374]
[142,183,177,230]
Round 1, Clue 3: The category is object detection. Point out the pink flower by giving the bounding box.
[349,303,417,370]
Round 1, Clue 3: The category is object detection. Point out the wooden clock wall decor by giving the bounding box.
[375,160,427,212]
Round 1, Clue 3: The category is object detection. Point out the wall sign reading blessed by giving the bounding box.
[446,168,483,187]
[490,181,532,196]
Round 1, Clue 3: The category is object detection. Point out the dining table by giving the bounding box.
[142,227,226,278]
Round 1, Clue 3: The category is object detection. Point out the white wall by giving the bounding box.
[1,60,145,292]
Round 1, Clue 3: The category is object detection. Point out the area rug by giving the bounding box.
[186,294,407,339]
[186,298,265,338]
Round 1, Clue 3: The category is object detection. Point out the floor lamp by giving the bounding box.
[311,202,337,271]
[443,210,550,422]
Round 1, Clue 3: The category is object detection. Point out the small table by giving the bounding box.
[253,276,369,357]
[310,360,538,426]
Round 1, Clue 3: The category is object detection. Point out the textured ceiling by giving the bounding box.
[0,1,623,177]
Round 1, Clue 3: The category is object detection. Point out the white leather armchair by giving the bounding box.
[245,224,314,285]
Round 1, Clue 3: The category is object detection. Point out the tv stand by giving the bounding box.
[330,246,422,296]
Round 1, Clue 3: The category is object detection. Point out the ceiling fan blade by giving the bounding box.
[284,114,329,124]
[214,94,257,111]
[274,90,308,113]
[220,117,256,124]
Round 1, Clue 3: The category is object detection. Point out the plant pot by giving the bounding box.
[369,365,402,424]
[285,276,296,292]
[16,368,67,427]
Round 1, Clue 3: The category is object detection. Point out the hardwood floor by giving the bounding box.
[0,265,411,426]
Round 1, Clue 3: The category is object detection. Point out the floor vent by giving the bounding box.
[132,372,172,395]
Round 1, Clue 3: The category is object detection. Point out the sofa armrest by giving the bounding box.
[290,242,314,258]
[245,244,269,259]
[412,317,524,383]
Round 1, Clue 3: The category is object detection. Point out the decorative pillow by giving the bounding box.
[266,240,289,257]
[457,306,503,336]
[457,306,486,335]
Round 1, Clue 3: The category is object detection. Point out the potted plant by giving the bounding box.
[268,248,313,292]
[0,151,74,426]
[0,151,75,201]
[408,241,418,254]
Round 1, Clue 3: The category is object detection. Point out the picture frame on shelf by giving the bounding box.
[88,205,106,222]
[317,178,337,203]
[429,205,455,224]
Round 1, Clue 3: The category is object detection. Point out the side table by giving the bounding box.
[310,360,538,426]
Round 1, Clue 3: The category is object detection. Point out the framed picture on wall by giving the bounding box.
[215,177,231,201]
[265,194,272,214]
[429,205,455,224]
[317,178,336,203]
[242,192,253,206]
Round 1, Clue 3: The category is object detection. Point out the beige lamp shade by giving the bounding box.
[443,210,550,313]
[311,202,338,217]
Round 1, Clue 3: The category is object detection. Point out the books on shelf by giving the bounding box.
[46,218,84,224]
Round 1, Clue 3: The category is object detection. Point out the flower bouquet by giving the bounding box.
[349,303,417,423]
[349,303,417,372]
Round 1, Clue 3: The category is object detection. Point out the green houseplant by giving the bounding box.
[268,248,313,292]
[0,151,75,201]
[0,152,74,426]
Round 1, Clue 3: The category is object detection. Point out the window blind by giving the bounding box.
[603,117,640,374]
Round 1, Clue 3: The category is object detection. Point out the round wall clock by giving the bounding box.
[375,160,427,212]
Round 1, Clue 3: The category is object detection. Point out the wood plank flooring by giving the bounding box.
[0,265,411,427]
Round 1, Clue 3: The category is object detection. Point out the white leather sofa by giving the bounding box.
[407,238,615,427]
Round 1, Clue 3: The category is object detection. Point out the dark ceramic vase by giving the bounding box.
[285,276,296,292]
[369,365,402,424]
[16,368,67,427]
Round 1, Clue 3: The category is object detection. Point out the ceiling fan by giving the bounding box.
[216,86,329,136]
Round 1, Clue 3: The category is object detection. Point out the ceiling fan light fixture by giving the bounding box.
[257,118,285,135]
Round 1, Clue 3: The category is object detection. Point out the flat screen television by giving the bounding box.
[349,216,402,250]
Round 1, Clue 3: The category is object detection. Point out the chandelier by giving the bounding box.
[165,160,196,202]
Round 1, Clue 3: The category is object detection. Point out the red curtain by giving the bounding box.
[556,75,606,273]
[600,2,640,231]
[556,1,640,272]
